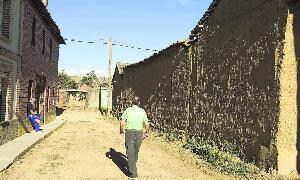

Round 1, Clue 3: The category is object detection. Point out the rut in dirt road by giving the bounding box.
[0,110,234,180]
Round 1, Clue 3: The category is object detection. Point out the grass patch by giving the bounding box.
[159,129,269,179]
[183,137,260,178]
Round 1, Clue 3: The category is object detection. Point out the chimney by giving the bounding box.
[41,0,48,7]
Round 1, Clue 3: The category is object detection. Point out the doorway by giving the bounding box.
[0,77,3,121]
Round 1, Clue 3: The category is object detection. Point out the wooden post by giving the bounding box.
[107,36,112,116]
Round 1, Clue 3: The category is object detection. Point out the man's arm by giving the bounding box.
[120,119,125,134]
[144,123,149,134]
[143,122,150,139]
[28,103,35,115]
[30,109,36,115]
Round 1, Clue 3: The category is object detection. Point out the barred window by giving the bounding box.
[42,29,45,54]
[49,39,52,60]
[0,77,3,122]
[31,16,36,46]
[0,0,12,39]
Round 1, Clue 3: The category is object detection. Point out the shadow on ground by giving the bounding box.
[105,148,131,176]
[56,107,66,116]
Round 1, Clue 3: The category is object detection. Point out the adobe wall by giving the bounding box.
[189,0,289,167]
[113,43,190,132]
[112,0,299,172]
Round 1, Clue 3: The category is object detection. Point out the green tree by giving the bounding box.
[58,70,78,89]
[81,70,99,87]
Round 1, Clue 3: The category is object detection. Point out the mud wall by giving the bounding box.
[112,0,297,170]
[113,43,190,132]
[189,0,290,164]
[294,2,300,173]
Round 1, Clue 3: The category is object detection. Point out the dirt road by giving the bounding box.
[0,110,234,180]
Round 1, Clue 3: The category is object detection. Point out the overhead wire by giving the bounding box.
[63,37,159,52]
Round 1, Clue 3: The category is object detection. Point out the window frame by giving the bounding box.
[31,16,36,46]
[0,0,12,41]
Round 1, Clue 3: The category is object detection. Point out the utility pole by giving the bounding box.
[107,36,112,116]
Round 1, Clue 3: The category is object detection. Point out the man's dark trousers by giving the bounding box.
[125,130,143,178]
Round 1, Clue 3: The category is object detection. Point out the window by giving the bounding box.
[31,17,36,46]
[42,29,45,54]
[49,39,52,60]
[0,0,12,39]
[52,88,55,105]
[28,80,33,102]
[0,1,3,30]
[47,86,50,112]
[0,77,3,121]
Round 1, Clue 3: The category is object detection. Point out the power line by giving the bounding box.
[63,38,159,52]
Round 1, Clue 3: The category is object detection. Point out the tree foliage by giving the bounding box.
[58,70,78,89]
[81,70,99,87]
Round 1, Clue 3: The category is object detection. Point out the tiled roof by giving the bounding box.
[30,0,65,44]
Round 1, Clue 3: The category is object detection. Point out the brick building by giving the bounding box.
[0,0,64,146]
[113,0,300,175]
[0,0,23,145]
[18,0,64,131]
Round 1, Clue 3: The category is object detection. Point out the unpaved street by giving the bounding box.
[0,110,234,180]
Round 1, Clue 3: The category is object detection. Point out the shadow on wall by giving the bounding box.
[18,119,30,133]
[291,1,300,173]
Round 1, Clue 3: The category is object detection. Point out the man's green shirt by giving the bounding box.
[121,105,148,130]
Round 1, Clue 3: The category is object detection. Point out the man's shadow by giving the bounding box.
[105,148,131,176]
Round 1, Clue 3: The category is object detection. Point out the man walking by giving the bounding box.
[120,96,149,180]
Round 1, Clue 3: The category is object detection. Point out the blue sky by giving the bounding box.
[48,0,212,76]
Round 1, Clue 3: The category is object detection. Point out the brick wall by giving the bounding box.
[0,0,62,146]
[0,61,14,121]
[0,0,22,145]
[18,0,60,125]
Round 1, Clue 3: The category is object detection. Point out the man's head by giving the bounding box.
[30,98,36,103]
[132,96,140,106]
